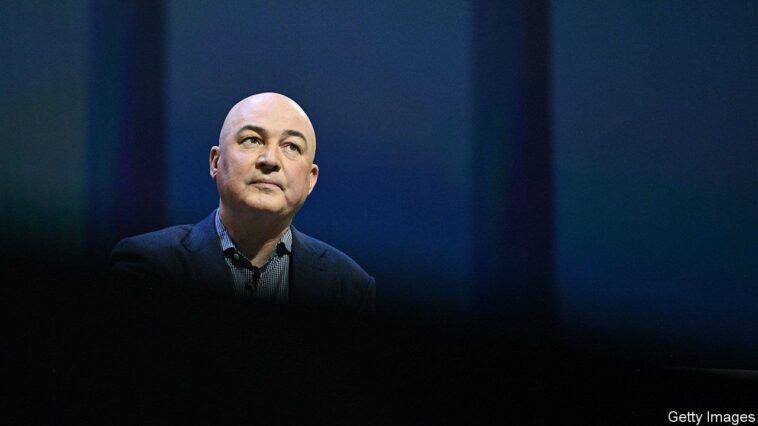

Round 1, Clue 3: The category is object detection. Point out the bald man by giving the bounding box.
[110,93,375,313]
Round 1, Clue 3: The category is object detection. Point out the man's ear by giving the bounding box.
[308,163,319,195]
[209,146,220,180]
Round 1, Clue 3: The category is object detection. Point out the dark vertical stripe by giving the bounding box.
[471,0,554,330]
[87,0,166,261]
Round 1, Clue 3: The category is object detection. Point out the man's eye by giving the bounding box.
[241,137,262,145]
[283,143,302,154]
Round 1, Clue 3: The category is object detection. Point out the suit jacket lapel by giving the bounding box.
[180,214,335,303]
[183,211,233,296]
[290,226,336,307]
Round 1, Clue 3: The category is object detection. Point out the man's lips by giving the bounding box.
[250,178,283,190]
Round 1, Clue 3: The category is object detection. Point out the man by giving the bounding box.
[110,93,375,313]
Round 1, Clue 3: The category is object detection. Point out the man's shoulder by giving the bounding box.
[109,219,211,287]
[112,224,194,255]
[293,228,371,279]
[112,211,217,258]
[292,228,376,314]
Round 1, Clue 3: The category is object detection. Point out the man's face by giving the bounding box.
[210,93,318,219]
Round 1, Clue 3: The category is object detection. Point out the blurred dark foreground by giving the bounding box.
[3,259,757,425]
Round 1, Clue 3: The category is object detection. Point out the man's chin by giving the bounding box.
[239,198,285,215]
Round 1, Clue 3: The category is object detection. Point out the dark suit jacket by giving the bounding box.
[110,211,375,314]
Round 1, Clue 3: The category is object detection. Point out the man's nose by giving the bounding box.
[256,146,280,171]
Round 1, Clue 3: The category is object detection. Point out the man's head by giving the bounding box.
[210,93,318,221]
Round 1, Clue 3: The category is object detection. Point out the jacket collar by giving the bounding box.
[182,210,335,303]
[289,226,337,306]
[183,211,233,295]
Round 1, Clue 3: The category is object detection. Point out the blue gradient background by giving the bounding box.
[2,1,755,364]
[553,2,757,361]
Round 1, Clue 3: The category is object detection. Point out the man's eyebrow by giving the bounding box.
[283,129,308,147]
[235,125,267,137]
[235,126,307,147]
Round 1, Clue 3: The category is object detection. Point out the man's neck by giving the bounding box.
[218,204,291,268]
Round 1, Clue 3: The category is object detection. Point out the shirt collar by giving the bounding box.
[214,208,292,257]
